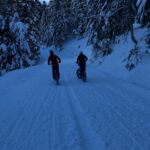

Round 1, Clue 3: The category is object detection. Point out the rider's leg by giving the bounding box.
[79,64,82,74]
[52,66,56,79]
[80,64,85,76]
[56,65,60,79]
[83,63,86,73]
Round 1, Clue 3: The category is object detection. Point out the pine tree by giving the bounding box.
[50,0,64,49]
[0,0,42,75]
[39,1,49,44]
[44,0,74,49]
[137,0,150,26]
[87,0,113,57]
[71,0,88,37]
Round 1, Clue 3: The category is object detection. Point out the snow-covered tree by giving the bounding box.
[87,0,114,56]
[43,0,74,49]
[137,0,150,26]
[124,47,142,71]
[0,0,42,75]
[71,0,88,37]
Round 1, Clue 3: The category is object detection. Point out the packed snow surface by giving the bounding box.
[0,29,150,150]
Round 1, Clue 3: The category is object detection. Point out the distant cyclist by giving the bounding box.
[76,51,88,75]
[48,50,61,80]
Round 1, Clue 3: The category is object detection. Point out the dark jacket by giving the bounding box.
[77,53,88,65]
[48,54,61,67]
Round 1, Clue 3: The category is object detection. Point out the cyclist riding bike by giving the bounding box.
[76,51,88,80]
[48,50,61,81]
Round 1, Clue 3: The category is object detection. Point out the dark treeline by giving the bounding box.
[0,0,150,75]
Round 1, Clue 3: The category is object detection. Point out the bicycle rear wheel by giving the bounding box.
[82,72,87,82]
[76,69,82,79]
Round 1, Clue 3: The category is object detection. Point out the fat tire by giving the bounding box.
[76,69,81,79]
[82,72,87,82]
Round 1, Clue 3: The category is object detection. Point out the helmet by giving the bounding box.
[79,51,83,55]
[50,50,54,55]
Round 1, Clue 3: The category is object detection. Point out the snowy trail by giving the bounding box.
[0,59,150,150]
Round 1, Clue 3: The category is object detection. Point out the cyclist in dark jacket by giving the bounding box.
[48,50,61,80]
[76,51,88,74]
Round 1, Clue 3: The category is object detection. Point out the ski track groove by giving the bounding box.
[90,81,150,150]
[62,69,105,150]
[70,82,143,150]
[1,83,55,150]
[89,67,150,101]
[49,87,60,150]
[23,87,58,150]
[89,68,150,123]
[88,84,145,150]
[64,64,148,150]
[50,71,82,150]
[1,83,43,150]
[26,87,59,150]
[80,68,147,149]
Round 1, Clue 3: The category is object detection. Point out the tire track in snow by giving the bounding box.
[1,82,43,150]
[88,84,145,150]
[1,83,56,150]
[69,82,144,150]
[89,67,150,143]
[63,63,147,150]
[49,86,70,150]
[61,69,105,150]
[89,67,150,113]
[47,75,82,150]
[25,87,59,150]
[89,67,150,103]
[89,81,150,150]
[71,65,146,150]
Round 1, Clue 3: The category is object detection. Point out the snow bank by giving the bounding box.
[96,27,150,89]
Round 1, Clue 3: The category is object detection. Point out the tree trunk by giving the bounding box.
[130,23,138,48]
[126,0,138,48]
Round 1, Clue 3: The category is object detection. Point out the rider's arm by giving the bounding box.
[76,56,80,64]
[84,55,88,62]
[48,56,51,65]
[56,56,61,63]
